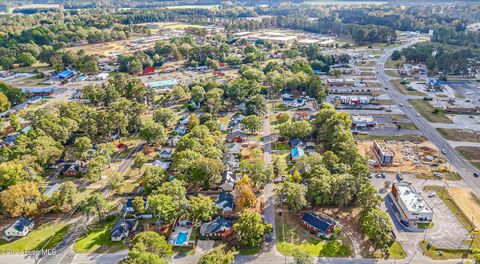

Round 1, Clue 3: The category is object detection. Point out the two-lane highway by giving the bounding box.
[376,41,480,197]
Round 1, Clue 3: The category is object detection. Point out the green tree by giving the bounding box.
[148,193,180,223]
[357,182,381,214]
[187,114,200,131]
[292,249,313,264]
[198,248,234,264]
[122,251,167,264]
[276,112,291,124]
[241,115,262,133]
[188,194,216,223]
[72,136,92,160]
[190,85,206,103]
[0,92,10,112]
[133,196,145,214]
[234,209,268,247]
[282,182,307,213]
[0,161,31,189]
[278,121,312,139]
[140,122,167,145]
[129,58,143,75]
[360,208,392,252]
[142,166,167,194]
[85,156,106,181]
[239,157,272,188]
[128,231,173,262]
[9,115,21,131]
[132,152,148,171]
[51,181,78,211]
[79,193,109,221]
[153,108,176,127]
[17,52,37,67]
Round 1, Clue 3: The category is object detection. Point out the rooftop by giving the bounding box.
[395,183,432,214]
[147,79,178,88]
[374,140,394,156]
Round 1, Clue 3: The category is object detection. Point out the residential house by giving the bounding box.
[227,129,247,143]
[290,147,305,161]
[289,138,305,148]
[123,198,148,213]
[226,142,242,155]
[200,217,234,239]
[225,154,240,171]
[43,183,62,198]
[305,142,316,153]
[175,124,187,135]
[5,217,34,237]
[110,218,138,241]
[219,171,237,192]
[159,149,174,159]
[61,161,87,177]
[283,97,306,108]
[217,192,234,214]
[147,79,179,93]
[153,160,171,170]
[167,135,181,147]
[301,212,336,238]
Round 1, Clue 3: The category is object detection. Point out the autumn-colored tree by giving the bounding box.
[234,176,257,210]
[0,182,42,217]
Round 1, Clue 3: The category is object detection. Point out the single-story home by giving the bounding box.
[167,135,181,147]
[175,125,187,135]
[61,160,87,177]
[123,197,148,213]
[147,79,178,92]
[226,130,247,143]
[289,138,305,148]
[111,218,138,241]
[301,212,335,238]
[158,149,174,159]
[217,192,234,214]
[153,160,171,170]
[200,217,234,239]
[5,217,34,237]
[290,147,305,160]
[227,142,242,155]
[219,171,237,192]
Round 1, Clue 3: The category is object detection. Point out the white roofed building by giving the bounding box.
[390,183,433,226]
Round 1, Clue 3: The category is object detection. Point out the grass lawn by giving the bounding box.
[273,152,292,175]
[423,186,475,231]
[385,70,400,77]
[415,171,461,181]
[420,240,470,260]
[0,222,69,251]
[456,147,480,169]
[409,99,453,124]
[385,59,403,69]
[275,211,351,257]
[272,142,291,151]
[418,222,434,229]
[397,122,417,130]
[73,219,125,254]
[371,99,394,105]
[391,80,426,96]
[237,246,262,255]
[380,241,406,259]
[437,129,480,142]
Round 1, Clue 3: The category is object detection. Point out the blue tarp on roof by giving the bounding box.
[291,147,305,158]
[302,212,333,233]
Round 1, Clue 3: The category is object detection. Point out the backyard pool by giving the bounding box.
[175,231,188,245]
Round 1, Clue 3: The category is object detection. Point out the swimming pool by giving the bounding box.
[175,231,188,245]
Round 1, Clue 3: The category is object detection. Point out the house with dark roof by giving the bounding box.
[61,160,87,177]
[123,198,148,213]
[199,217,234,239]
[5,217,34,237]
[289,138,306,148]
[111,218,138,241]
[226,129,247,143]
[219,171,237,192]
[301,212,335,238]
[217,192,234,214]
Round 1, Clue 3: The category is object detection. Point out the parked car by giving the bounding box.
[441,149,447,154]
[428,192,436,198]
[474,172,479,178]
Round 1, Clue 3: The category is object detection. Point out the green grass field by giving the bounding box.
[420,240,470,260]
[409,100,453,124]
[415,171,461,181]
[73,219,125,254]
[456,146,480,170]
[391,80,426,96]
[0,222,69,252]
[437,129,480,142]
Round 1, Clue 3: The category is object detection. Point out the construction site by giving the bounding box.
[357,140,454,176]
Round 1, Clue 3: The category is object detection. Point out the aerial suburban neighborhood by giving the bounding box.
[1,1,480,264]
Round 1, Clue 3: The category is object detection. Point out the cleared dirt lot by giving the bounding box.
[448,187,480,229]
[357,140,449,175]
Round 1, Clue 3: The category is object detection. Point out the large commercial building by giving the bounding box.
[390,183,433,226]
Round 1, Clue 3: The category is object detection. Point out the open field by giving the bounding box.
[456,146,480,169]
[423,186,476,231]
[415,171,461,181]
[391,80,427,96]
[437,128,480,142]
[164,5,218,9]
[353,134,426,142]
[73,219,125,254]
[448,188,480,229]
[420,240,470,260]
[409,99,453,124]
[0,221,69,252]
[385,70,400,77]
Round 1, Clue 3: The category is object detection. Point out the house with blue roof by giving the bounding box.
[290,147,305,161]
[56,69,75,80]
[217,192,234,214]
[5,217,34,237]
[426,79,443,91]
[301,212,336,238]
[200,217,234,239]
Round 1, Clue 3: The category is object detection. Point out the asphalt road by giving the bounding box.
[375,40,480,197]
